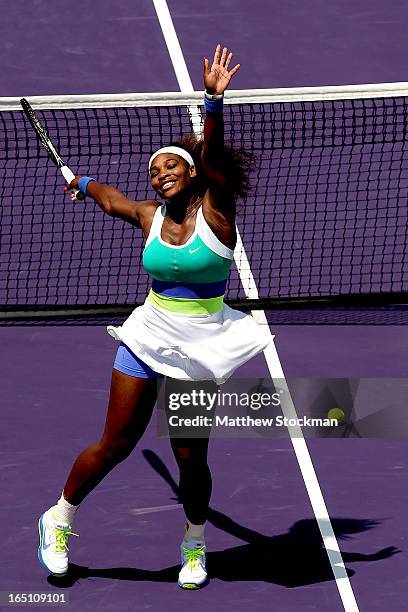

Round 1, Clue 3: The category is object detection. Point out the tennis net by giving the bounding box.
[1,83,408,321]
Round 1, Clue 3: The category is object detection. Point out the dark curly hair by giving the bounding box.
[170,134,255,200]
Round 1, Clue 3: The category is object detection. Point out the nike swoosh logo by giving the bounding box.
[189,247,202,254]
[41,526,52,550]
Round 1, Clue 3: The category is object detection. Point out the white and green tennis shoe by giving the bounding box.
[38,508,78,576]
[178,539,207,589]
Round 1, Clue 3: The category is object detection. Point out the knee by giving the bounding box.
[174,448,209,476]
[97,437,135,465]
[174,447,205,469]
[174,447,192,463]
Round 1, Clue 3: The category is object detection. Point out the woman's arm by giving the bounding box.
[201,45,240,196]
[66,177,157,229]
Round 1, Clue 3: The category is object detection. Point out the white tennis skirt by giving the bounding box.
[107,300,270,384]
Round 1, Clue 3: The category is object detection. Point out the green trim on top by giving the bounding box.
[147,289,224,314]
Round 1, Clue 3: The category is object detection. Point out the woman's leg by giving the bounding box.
[38,370,158,575]
[165,378,216,589]
[165,378,215,527]
[170,435,211,589]
[170,436,212,527]
[64,370,158,505]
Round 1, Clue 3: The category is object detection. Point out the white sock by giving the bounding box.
[184,519,206,543]
[54,493,78,525]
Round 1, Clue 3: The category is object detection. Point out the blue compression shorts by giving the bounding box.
[113,342,163,379]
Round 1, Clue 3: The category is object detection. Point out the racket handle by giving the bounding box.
[60,166,85,201]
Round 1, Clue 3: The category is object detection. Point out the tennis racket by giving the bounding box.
[20,98,85,201]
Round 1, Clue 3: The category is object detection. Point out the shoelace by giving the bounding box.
[54,528,79,553]
[182,546,206,570]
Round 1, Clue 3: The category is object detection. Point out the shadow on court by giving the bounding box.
[47,450,399,590]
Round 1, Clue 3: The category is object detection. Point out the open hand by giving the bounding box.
[204,44,240,95]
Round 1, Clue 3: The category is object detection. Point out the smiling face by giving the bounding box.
[149,154,196,199]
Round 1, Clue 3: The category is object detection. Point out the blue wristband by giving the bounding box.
[78,176,96,196]
[204,95,224,113]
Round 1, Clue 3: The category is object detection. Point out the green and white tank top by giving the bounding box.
[142,204,234,315]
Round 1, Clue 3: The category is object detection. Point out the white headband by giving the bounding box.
[148,146,195,172]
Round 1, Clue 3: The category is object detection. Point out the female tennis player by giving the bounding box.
[38,44,269,589]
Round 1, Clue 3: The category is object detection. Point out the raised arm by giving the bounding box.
[66,176,157,230]
[201,45,240,192]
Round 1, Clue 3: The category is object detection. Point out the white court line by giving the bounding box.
[152,2,359,610]
[129,503,182,516]
[152,0,201,135]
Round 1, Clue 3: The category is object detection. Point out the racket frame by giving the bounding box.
[20,98,84,200]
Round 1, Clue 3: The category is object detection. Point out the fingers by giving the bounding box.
[207,44,240,92]
[229,63,241,77]
[225,52,233,69]
[63,185,78,202]
[213,44,221,65]
[203,57,210,76]
[67,175,80,189]
[211,44,239,73]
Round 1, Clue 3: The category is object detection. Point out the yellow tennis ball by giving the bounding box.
[327,407,345,424]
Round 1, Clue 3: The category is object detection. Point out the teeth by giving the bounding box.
[162,181,175,189]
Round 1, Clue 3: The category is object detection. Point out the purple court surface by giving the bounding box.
[1,1,408,611]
